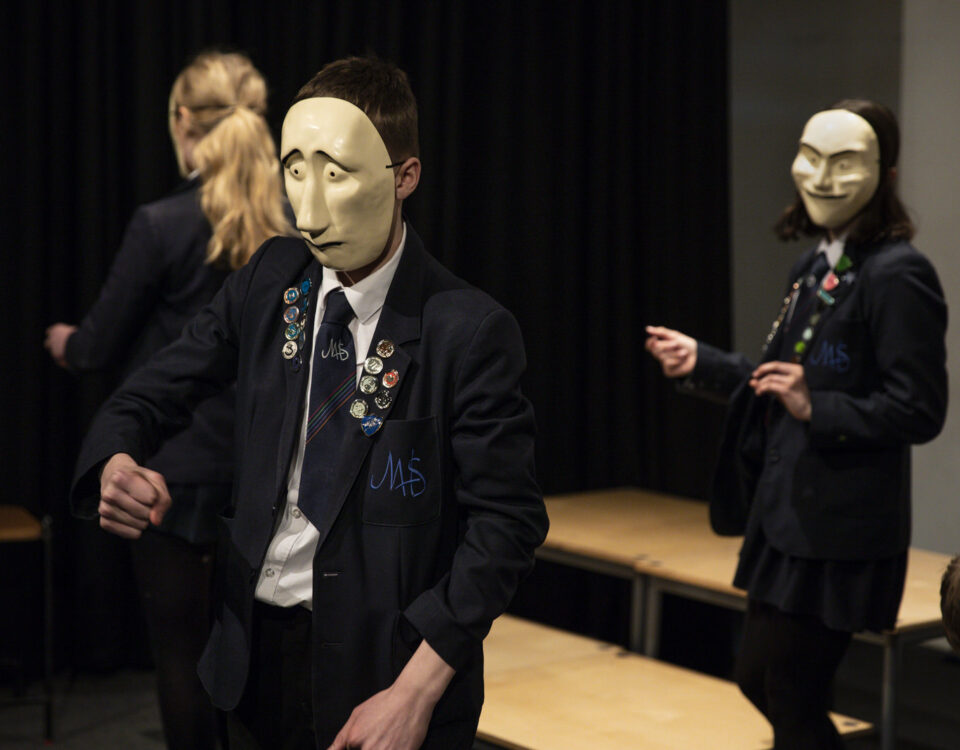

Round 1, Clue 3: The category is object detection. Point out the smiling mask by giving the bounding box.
[281,97,396,271]
[791,109,880,230]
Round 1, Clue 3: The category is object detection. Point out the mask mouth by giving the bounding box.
[303,235,344,251]
[803,189,848,200]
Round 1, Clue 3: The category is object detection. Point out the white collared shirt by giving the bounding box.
[255,225,407,608]
[817,233,846,268]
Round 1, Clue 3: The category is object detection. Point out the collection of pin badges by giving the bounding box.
[352,339,400,436]
[280,279,313,372]
[279,279,400,437]
[761,253,854,363]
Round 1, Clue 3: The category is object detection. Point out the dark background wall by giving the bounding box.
[1,0,729,670]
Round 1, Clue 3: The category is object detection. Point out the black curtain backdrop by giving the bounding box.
[3,0,730,670]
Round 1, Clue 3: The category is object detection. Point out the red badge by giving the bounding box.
[382,370,399,389]
[823,272,839,291]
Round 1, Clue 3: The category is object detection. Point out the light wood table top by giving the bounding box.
[0,505,43,543]
[480,615,870,750]
[542,488,950,633]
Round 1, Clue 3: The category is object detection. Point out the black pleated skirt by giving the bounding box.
[733,501,907,633]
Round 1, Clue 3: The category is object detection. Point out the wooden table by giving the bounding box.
[479,615,870,749]
[538,488,951,750]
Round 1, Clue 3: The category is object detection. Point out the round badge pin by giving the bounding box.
[284,323,301,340]
[382,370,399,389]
[374,391,393,410]
[359,375,378,394]
[376,339,395,358]
[283,305,300,324]
[349,399,369,418]
[282,341,298,359]
[364,356,384,375]
[283,287,300,304]
[300,278,312,295]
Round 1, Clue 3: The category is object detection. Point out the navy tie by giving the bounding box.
[297,289,356,527]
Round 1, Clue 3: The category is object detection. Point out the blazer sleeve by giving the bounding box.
[65,206,166,371]
[678,340,755,403]
[403,308,548,670]
[808,250,948,447]
[69,240,263,517]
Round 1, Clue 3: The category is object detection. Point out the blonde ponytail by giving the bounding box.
[170,52,294,269]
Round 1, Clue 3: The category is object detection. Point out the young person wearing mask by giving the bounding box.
[646,100,947,749]
[70,56,547,750]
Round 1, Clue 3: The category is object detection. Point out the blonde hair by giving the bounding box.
[169,52,294,269]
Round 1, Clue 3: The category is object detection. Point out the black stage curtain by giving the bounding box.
[3,0,729,670]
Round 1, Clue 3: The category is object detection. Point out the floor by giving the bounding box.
[1,641,958,749]
[0,675,951,750]
[0,668,163,749]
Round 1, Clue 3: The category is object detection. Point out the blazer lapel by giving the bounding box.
[311,227,426,551]
[274,259,323,499]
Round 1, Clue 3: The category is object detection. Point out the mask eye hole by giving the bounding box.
[797,144,820,167]
[283,155,305,179]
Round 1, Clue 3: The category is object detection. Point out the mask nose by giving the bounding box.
[295,174,331,236]
[812,160,833,192]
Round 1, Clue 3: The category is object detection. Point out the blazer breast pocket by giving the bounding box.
[804,318,870,390]
[362,416,441,526]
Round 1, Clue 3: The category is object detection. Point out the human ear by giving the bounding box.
[394,157,421,200]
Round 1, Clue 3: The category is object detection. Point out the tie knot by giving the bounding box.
[322,289,354,328]
[812,252,831,278]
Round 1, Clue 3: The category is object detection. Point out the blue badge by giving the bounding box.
[301,279,312,295]
[283,287,300,304]
[361,415,384,436]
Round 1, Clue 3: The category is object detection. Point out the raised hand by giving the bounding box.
[645,325,698,378]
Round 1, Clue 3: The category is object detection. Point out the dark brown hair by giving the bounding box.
[942,555,960,653]
[775,99,914,244]
[294,56,419,162]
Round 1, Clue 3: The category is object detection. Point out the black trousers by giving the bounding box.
[223,602,478,750]
[734,598,852,750]
[225,601,315,750]
[130,527,218,750]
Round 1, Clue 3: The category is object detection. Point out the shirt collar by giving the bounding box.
[319,223,407,325]
[816,232,847,269]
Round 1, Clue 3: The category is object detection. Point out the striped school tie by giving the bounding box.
[297,288,356,527]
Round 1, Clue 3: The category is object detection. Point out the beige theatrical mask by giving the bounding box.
[281,98,396,271]
[791,109,880,230]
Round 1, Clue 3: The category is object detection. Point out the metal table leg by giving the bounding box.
[643,579,663,657]
[629,574,646,652]
[880,633,900,750]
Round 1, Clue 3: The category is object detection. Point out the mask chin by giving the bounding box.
[800,189,875,230]
[306,235,390,272]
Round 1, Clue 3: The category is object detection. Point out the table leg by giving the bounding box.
[643,580,662,657]
[880,633,899,750]
[629,575,645,652]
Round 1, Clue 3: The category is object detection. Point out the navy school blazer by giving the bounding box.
[65,179,234,485]
[71,225,548,743]
[683,239,947,561]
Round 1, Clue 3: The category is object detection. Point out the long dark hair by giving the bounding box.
[775,99,914,244]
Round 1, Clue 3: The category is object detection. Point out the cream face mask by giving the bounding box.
[791,109,881,230]
[281,97,396,271]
